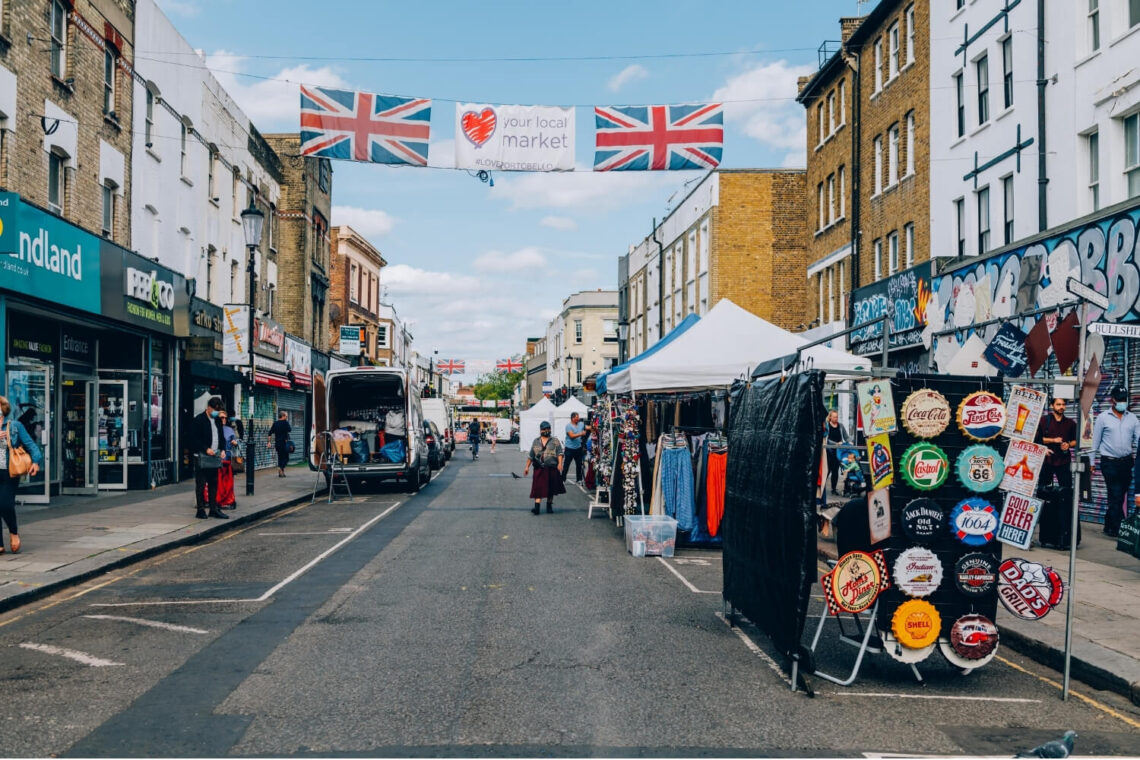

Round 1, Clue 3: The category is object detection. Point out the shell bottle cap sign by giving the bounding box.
[892,599,942,649]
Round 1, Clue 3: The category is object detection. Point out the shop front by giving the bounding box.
[249,316,289,470]
[282,334,312,464]
[0,193,188,503]
[179,298,244,479]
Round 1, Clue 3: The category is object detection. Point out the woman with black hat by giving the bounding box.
[523,420,564,514]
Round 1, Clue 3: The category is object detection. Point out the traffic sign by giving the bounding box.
[1088,322,1140,338]
[1066,278,1109,310]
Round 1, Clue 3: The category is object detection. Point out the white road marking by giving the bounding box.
[91,501,403,608]
[671,558,710,566]
[715,612,792,687]
[20,642,122,667]
[82,614,209,634]
[656,556,718,594]
[255,529,354,536]
[837,691,1041,703]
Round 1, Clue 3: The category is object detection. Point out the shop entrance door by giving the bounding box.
[61,376,98,494]
[5,365,51,504]
[97,380,129,490]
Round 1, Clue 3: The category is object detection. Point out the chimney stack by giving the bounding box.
[840,16,865,44]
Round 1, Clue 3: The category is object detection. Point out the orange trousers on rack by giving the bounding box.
[706,451,727,537]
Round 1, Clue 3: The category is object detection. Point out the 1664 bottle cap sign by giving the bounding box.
[900,443,949,491]
[953,552,999,596]
[901,498,944,541]
[998,558,1064,620]
[950,498,998,546]
[891,599,941,649]
[900,389,951,438]
[821,550,891,615]
[893,547,943,598]
[957,391,1006,441]
[956,444,1003,493]
[997,492,1044,550]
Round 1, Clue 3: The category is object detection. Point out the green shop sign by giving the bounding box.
[0,192,102,315]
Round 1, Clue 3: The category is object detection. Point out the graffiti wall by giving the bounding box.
[929,201,1140,369]
[849,264,933,356]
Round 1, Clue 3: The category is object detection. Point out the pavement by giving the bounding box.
[818,492,1140,706]
[2,463,1139,709]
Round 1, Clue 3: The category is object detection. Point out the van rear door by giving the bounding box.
[310,370,326,470]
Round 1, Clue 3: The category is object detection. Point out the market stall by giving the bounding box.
[517,397,556,452]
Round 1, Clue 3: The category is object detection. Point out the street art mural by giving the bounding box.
[928,202,1140,369]
[849,264,933,357]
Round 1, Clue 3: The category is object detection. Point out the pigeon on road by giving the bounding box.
[1015,730,1077,758]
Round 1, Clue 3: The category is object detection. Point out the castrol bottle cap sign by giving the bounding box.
[900,443,950,491]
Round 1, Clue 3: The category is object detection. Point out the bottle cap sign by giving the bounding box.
[949,614,999,661]
[891,599,942,649]
[997,557,1065,620]
[893,547,943,598]
[901,389,951,438]
[902,498,945,542]
[950,498,998,545]
[956,444,1003,493]
[900,443,950,491]
[821,550,891,615]
[957,391,1006,441]
[953,552,999,596]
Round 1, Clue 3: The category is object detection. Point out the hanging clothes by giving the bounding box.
[659,433,696,532]
[706,450,728,537]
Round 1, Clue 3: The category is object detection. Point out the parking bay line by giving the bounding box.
[89,501,403,608]
[656,556,718,594]
[83,614,209,634]
[19,642,122,667]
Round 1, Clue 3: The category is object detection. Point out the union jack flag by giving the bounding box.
[436,359,465,375]
[300,85,431,166]
[495,358,524,373]
[593,103,724,172]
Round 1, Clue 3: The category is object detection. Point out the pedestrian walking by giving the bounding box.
[468,418,481,460]
[561,412,587,484]
[824,409,848,496]
[192,397,228,520]
[524,420,564,514]
[267,411,293,477]
[1092,386,1140,537]
[489,420,498,454]
[215,410,238,509]
[0,394,43,553]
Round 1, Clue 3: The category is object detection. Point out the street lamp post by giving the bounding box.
[241,200,265,497]
[617,320,629,365]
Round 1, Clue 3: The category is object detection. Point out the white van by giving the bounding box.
[421,398,454,459]
[310,366,431,492]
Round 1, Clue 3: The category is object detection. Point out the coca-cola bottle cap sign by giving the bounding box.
[901,389,951,438]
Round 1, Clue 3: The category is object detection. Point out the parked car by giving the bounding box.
[422,398,455,460]
[423,420,444,470]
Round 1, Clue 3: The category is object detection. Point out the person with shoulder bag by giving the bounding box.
[0,394,44,554]
[523,420,565,515]
[191,396,228,520]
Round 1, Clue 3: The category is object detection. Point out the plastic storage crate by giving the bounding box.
[624,515,678,557]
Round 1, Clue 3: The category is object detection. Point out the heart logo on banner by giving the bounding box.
[461,108,497,146]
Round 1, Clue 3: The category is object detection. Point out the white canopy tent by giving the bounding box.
[518,397,556,451]
[552,396,589,443]
[605,299,870,394]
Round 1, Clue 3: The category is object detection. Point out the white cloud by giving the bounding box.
[607,64,649,92]
[204,51,350,130]
[384,264,480,296]
[540,216,577,231]
[332,206,396,239]
[712,59,815,162]
[781,150,807,169]
[473,247,548,273]
[155,0,200,16]
[429,138,456,169]
[493,165,676,211]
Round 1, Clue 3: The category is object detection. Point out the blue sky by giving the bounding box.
[155,0,867,381]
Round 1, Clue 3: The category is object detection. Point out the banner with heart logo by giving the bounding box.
[454,103,575,172]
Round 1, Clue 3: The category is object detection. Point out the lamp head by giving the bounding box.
[240,200,265,249]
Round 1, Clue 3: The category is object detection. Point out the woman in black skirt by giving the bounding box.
[523,420,564,514]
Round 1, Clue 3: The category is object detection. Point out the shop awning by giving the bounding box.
[289,371,313,388]
[187,361,244,384]
[255,370,292,389]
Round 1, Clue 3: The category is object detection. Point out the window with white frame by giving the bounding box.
[828,267,836,322]
[818,182,825,229]
[377,324,390,349]
[839,79,846,125]
[1131,0,1140,28]
[232,170,240,217]
[828,91,836,134]
[977,186,991,253]
[888,124,899,186]
[905,223,914,267]
[874,136,883,194]
[102,180,115,237]
[699,221,709,313]
[874,38,883,92]
[906,111,915,176]
[906,5,915,64]
[889,23,900,80]
[575,320,583,343]
[838,165,846,217]
[828,173,836,224]
[977,54,990,124]
[575,357,583,385]
[1088,130,1100,211]
[955,72,965,138]
[874,239,883,279]
[103,48,116,115]
[817,103,824,145]
[1088,0,1101,51]
[180,122,189,178]
[839,260,847,316]
[955,198,966,257]
[1127,113,1140,198]
[888,231,900,274]
[50,0,66,79]
[1002,37,1013,109]
[1002,175,1015,244]
[349,262,359,303]
[47,150,65,214]
[145,90,154,147]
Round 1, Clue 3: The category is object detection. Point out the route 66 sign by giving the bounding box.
[956,444,1002,493]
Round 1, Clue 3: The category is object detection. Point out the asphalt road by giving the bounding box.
[1,451,1138,757]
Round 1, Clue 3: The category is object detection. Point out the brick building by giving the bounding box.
[265,134,332,352]
[328,225,386,364]
[619,169,808,358]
